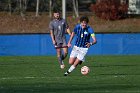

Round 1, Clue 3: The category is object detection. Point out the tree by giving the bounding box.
[49,0,53,18]
[36,0,39,17]
[89,0,128,20]
[72,0,79,18]
[8,0,11,15]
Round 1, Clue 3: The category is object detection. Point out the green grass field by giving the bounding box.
[0,55,140,93]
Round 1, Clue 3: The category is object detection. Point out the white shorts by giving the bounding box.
[70,46,88,62]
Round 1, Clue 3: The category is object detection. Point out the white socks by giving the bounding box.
[64,65,76,76]
[68,65,75,73]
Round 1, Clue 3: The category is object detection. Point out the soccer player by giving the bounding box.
[49,10,71,69]
[64,16,97,76]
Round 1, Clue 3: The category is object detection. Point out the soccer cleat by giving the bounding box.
[60,61,65,69]
[64,71,70,76]
[60,64,65,69]
[64,73,67,76]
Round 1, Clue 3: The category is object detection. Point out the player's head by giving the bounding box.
[80,16,89,28]
[53,9,61,19]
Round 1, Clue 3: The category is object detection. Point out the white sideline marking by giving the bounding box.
[1,76,46,80]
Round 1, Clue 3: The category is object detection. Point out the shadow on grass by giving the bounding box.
[0,82,140,93]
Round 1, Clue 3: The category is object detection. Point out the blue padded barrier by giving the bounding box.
[0,33,140,56]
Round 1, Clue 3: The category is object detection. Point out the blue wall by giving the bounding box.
[0,33,140,56]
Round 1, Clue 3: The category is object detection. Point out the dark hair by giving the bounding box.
[53,9,60,13]
[80,16,89,23]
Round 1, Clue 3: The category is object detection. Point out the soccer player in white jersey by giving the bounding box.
[49,10,71,69]
[64,16,97,76]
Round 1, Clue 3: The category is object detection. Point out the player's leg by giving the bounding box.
[64,46,77,76]
[70,47,87,67]
[68,58,81,72]
[61,47,68,60]
[64,46,80,76]
[69,57,76,65]
[79,61,83,65]
[64,58,81,76]
[68,45,78,65]
[56,48,65,69]
[64,47,88,76]
[61,38,68,60]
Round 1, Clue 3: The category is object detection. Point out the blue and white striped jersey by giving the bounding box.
[73,24,94,48]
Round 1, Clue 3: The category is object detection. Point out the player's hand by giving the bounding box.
[86,42,91,48]
[67,43,71,47]
[52,40,55,44]
[53,41,57,47]
[53,40,56,45]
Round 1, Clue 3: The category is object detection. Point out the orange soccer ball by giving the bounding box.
[81,66,90,75]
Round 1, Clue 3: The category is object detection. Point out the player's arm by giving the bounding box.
[65,20,71,35]
[50,30,56,45]
[66,28,71,35]
[49,22,57,46]
[67,24,78,47]
[90,33,97,45]
[67,32,75,47]
[86,33,97,48]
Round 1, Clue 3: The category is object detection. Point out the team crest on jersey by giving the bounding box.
[84,31,88,34]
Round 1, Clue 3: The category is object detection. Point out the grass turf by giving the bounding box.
[0,55,140,93]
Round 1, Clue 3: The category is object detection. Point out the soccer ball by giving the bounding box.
[81,66,90,75]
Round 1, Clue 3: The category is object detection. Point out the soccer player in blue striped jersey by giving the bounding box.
[64,16,97,76]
